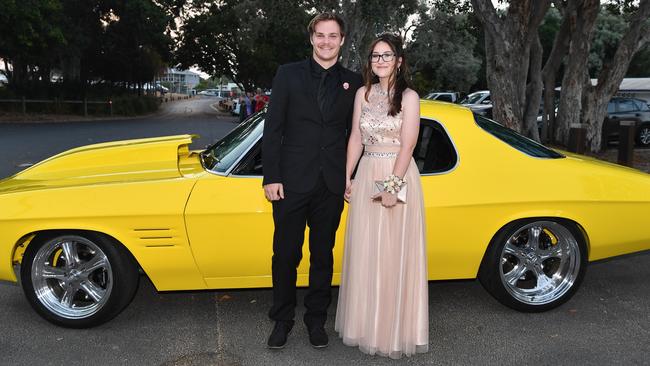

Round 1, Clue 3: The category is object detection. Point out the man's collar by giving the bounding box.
[310,57,340,73]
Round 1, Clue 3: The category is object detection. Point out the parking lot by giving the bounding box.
[0,98,648,365]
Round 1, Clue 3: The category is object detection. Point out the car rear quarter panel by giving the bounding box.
[420,104,650,280]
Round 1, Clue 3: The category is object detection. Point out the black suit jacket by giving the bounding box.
[262,59,363,195]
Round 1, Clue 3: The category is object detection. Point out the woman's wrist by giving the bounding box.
[382,174,406,194]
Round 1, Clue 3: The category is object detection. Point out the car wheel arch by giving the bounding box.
[12,229,143,280]
[479,216,591,265]
[477,216,590,312]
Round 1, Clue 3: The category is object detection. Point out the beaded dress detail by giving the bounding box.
[335,83,429,359]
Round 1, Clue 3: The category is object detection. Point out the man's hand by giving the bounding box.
[264,183,285,201]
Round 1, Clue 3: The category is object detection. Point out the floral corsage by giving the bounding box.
[383,174,406,194]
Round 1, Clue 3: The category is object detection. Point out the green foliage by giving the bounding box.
[588,7,629,76]
[110,95,160,115]
[407,10,481,94]
[314,0,419,70]
[0,0,175,98]
[175,0,311,90]
[626,45,650,77]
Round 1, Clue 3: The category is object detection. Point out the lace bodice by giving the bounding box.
[360,83,402,146]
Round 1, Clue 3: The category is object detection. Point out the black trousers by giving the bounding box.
[268,173,344,328]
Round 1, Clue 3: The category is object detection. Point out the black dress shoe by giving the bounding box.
[267,321,293,349]
[307,326,329,348]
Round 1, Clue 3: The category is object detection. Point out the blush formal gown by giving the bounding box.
[335,83,429,359]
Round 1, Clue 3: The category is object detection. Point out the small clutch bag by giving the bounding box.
[373,180,407,203]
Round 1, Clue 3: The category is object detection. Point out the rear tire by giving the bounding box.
[478,219,587,312]
[636,124,650,147]
[20,232,139,328]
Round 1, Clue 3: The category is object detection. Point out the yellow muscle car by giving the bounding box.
[1,101,649,328]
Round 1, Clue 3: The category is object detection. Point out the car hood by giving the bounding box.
[0,135,204,194]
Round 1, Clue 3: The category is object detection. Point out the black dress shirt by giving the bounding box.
[310,58,341,116]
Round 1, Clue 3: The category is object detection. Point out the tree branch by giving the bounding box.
[596,0,650,96]
[470,0,501,38]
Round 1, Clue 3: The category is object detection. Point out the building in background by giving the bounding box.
[159,68,201,94]
[614,78,650,105]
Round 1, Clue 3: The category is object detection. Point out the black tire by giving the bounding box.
[20,232,139,328]
[636,123,650,147]
[478,218,588,312]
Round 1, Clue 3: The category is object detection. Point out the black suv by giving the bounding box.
[603,97,650,147]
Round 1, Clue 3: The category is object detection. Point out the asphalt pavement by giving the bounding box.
[0,97,648,366]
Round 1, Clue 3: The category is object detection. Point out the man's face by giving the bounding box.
[310,20,344,64]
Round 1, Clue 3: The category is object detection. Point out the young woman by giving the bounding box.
[335,33,428,359]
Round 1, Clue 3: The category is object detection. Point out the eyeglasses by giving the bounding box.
[369,53,395,63]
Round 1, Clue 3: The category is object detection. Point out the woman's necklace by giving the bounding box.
[376,84,389,96]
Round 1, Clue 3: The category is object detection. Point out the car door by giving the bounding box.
[184,139,324,289]
[412,118,466,279]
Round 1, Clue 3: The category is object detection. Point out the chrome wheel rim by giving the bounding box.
[639,127,650,145]
[31,236,113,319]
[499,221,580,305]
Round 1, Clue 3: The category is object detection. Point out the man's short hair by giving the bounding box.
[307,13,345,38]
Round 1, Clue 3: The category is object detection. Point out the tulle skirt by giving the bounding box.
[335,145,429,359]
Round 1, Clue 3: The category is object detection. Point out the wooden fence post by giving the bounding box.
[617,120,635,167]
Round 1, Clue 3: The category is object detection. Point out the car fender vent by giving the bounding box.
[133,228,177,247]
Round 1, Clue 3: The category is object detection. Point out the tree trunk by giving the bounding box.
[471,0,551,133]
[554,0,599,145]
[340,3,369,71]
[582,0,650,152]
[540,0,574,143]
[523,34,543,141]
[581,85,610,151]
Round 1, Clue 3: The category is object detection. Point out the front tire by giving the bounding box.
[21,232,139,328]
[478,219,587,312]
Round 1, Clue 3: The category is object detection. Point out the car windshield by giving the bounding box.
[461,92,487,104]
[201,112,264,173]
[474,114,564,159]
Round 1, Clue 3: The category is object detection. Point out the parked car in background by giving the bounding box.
[461,90,492,117]
[423,92,460,103]
[603,97,650,147]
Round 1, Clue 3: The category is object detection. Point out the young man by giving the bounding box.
[262,13,363,349]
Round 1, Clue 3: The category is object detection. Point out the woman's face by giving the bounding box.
[370,41,401,79]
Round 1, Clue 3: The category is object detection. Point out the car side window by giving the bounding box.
[607,101,616,114]
[413,118,458,174]
[618,99,638,113]
[437,94,452,102]
[232,141,263,176]
[633,99,650,111]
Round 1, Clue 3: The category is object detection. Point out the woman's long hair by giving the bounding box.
[363,33,412,117]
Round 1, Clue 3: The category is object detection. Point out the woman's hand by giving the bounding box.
[344,178,353,202]
[371,191,398,208]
